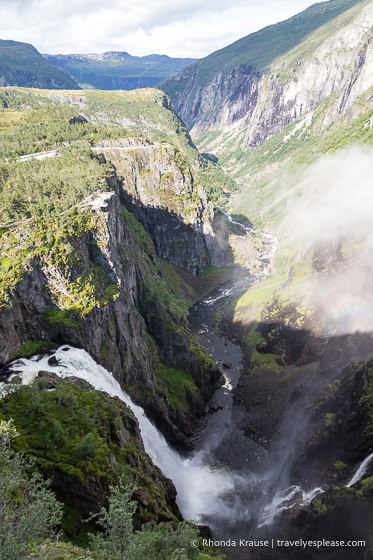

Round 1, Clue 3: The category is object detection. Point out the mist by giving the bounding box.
[278,144,373,336]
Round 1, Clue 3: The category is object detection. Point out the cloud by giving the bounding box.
[0,0,319,58]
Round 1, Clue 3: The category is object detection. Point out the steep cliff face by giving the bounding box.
[0,176,221,446]
[95,139,228,273]
[161,0,373,151]
[0,88,228,446]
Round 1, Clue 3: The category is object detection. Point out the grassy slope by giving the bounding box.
[162,0,363,94]
[0,40,80,89]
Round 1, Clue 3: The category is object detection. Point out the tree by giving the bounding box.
[89,479,205,560]
[0,419,63,560]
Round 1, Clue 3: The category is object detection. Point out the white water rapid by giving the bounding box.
[258,486,324,528]
[2,346,244,523]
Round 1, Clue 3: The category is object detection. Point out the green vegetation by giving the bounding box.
[90,479,224,560]
[0,102,129,159]
[335,460,347,470]
[162,0,363,91]
[0,416,225,560]
[11,340,55,359]
[0,124,122,311]
[312,498,329,515]
[324,413,336,427]
[121,206,154,255]
[360,365,373,435]
[0,146,113,220]
[43,309,80,330]
[197,161,237,205]
[0,382,124,481]
[358,476,373,496]
[0,39,79,89]
[84,89,192,153]
[0,418,63,560]
[158,363,198,411]
[0,381,175,526]
[244,324,282,371]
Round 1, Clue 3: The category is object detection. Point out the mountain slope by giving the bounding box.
[0,40,80,89]
[160,0,370,139]
[44,51,197,90]
[164,0,362,91]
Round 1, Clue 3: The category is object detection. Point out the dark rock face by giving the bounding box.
[97,139,231,274]
[47,356,59,366]
[0,182,221,446]
[299,359,373,478]
[69,115,88,125]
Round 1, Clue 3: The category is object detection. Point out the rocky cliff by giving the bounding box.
[94,138,228,273]
[0,87,230,447]
[161,0,373,154]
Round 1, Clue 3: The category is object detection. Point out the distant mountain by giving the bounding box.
[44,51,197,90]
[0,39,80,89]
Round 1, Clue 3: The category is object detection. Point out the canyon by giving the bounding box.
[1,1,373,559]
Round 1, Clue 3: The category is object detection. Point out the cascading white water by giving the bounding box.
[2,346,244,523]
[258,486,324,528]
[259,450,373,527]
[346,453,373,487]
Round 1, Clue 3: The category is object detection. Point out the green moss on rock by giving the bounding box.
[43,308,80,330]
[158,362,198,411]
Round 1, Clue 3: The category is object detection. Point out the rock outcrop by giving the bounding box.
[95,138,228,273]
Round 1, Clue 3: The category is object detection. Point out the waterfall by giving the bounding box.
[346,453,373,487]
[2,345,243,524]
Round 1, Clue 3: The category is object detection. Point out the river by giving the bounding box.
[3,216,370,557]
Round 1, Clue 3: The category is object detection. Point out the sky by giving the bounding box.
[0,0,322,58]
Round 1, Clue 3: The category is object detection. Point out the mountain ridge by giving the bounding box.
[161,0,364,94]
[0,39,80,90]
[44,51,197,90]
[160,0,370,138]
